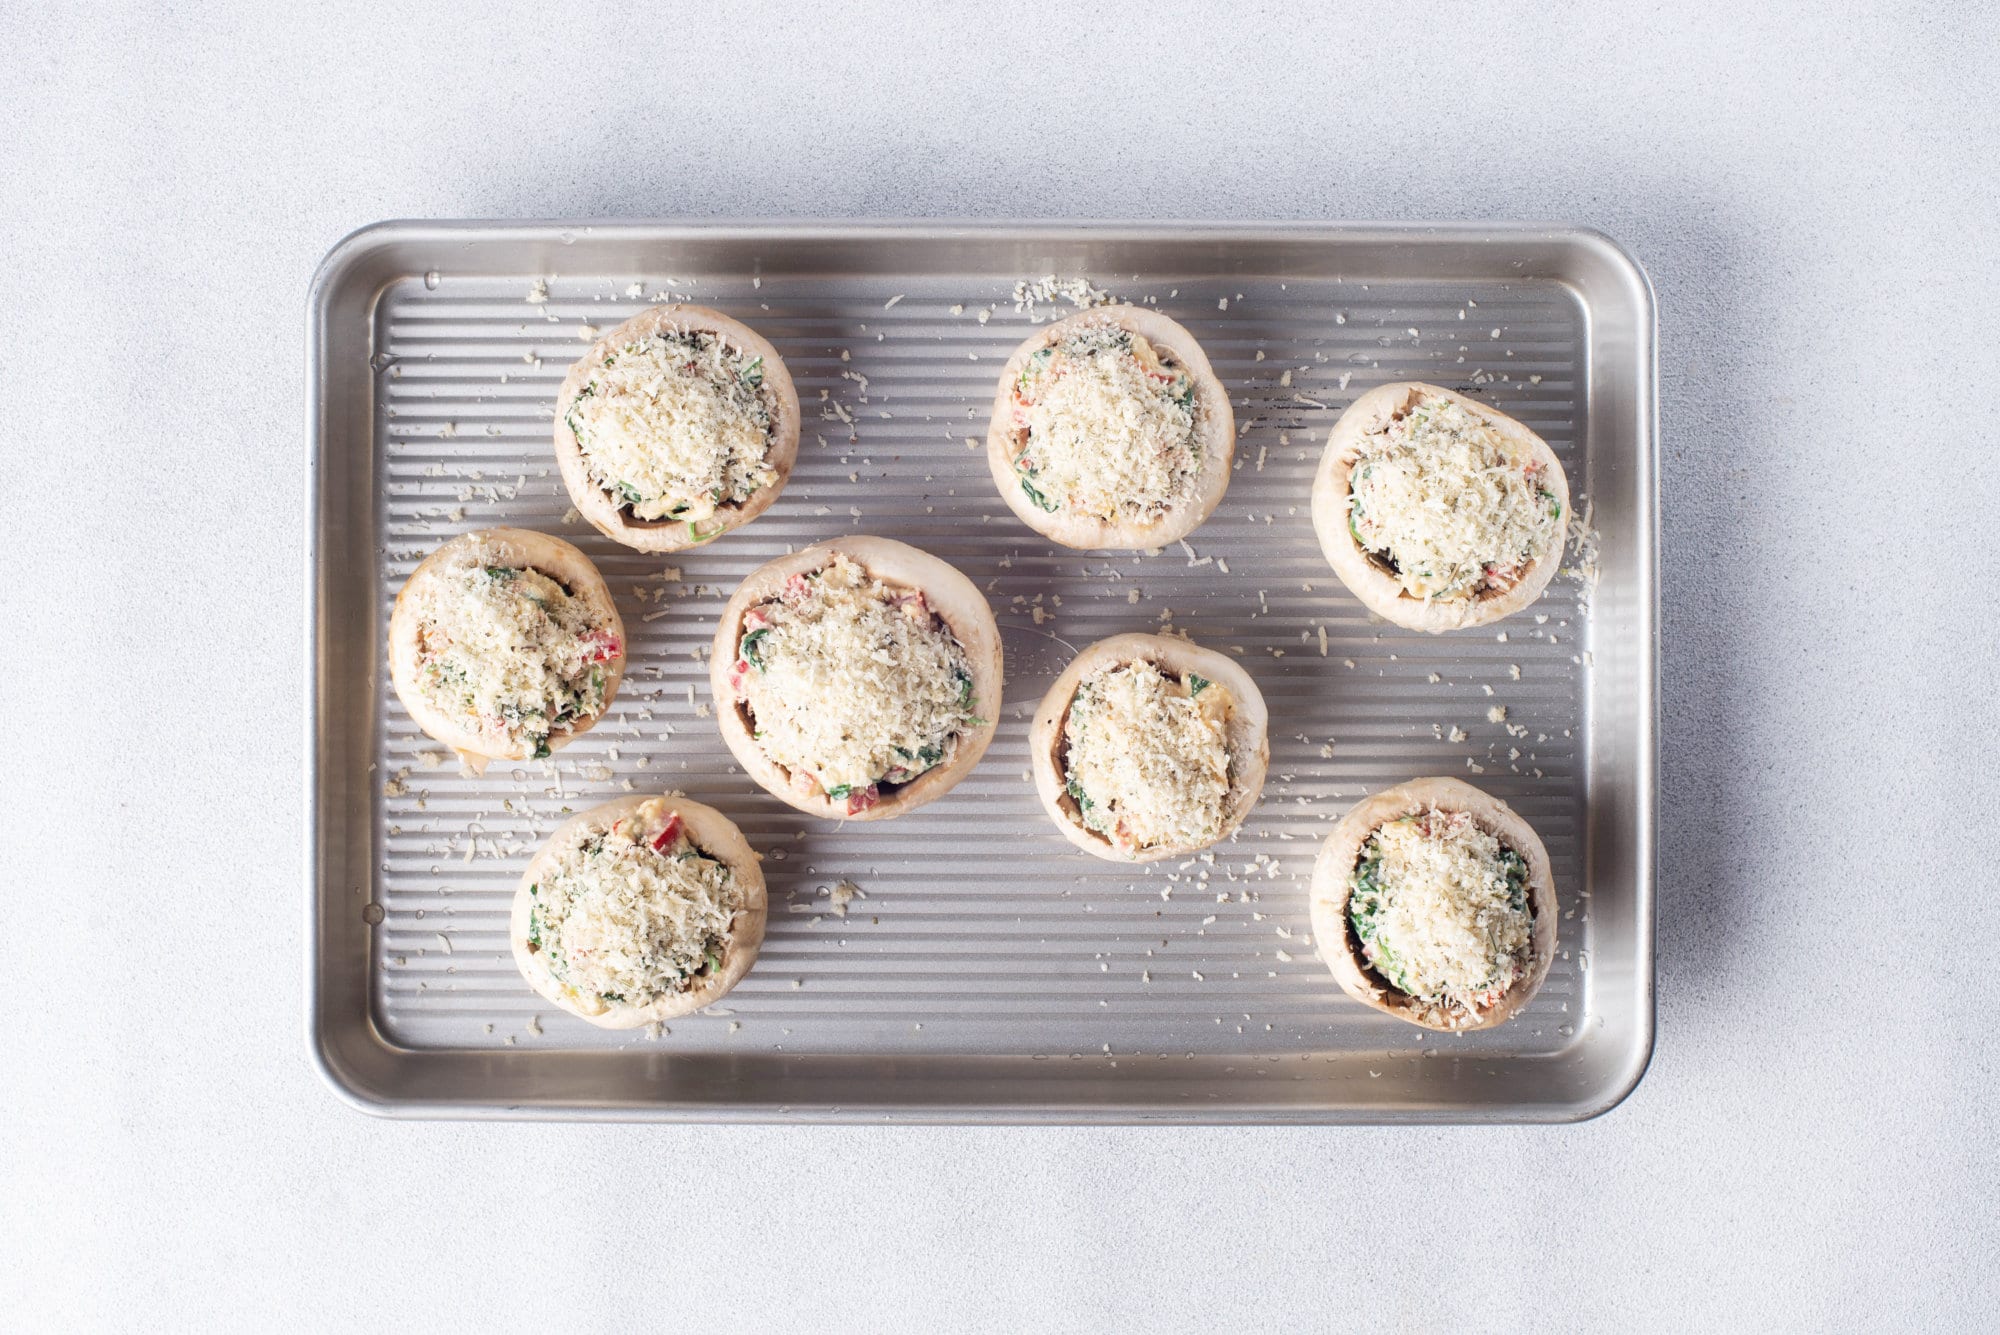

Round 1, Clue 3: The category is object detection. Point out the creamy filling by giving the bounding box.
[1347,808,1533,1014]
[412,554,618,755]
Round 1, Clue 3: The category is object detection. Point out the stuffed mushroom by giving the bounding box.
[986,306,1233,549]
[555,304,800,552]
[511,795,767,1027]
[387,528,624,772]
[1309,776,1557,1031]
[710,537,1003,821]
[1312,382,1569,631]
[1030,633,1268,862]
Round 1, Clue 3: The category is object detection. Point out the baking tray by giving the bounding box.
[307,220,1656,1122]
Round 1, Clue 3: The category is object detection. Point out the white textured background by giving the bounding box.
[4,2,1995,1329]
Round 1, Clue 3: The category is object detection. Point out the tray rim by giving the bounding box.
[305,217,1658,1125]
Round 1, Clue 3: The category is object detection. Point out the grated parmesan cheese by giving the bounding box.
[1063,660,1233,853]
[1348,809,1532,1015]
[1011,274,1110,319]
[1006,326,1200,525]
[564,329,779,523]
[1347,396,1561,602]
[731,556,978,804]
[408,546,618,756]
[526,798,744,1008]
[826,879,861,916]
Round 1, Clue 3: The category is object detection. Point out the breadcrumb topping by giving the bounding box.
[1348,809,1533,1017]
[527,798,743,1010]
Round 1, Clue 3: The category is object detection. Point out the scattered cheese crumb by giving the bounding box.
[1012,275,1110,319]
[826,879,861,916]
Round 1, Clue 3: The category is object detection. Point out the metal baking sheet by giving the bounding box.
[307,221,1656,1122]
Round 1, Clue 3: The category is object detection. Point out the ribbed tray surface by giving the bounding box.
[370,267,1596,1061]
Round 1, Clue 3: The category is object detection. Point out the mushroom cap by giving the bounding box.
[1308,776,1558,1031]
[1310,382,1570,631]
[509,795,768,1028]
[554,304,800,553]
[708,536,1003,821]
[985,305,1234,550]
[1028,632,1269,863]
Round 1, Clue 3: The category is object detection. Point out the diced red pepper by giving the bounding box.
[846,784,880,816]
[783,574,810,601]
[727,661,749,693]
[649,813,683,851]
[582,631,621,663]
[744,608,771,631]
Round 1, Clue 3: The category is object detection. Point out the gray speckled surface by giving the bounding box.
[3,2,1995,1328]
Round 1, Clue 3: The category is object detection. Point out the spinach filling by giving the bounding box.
[1346,849,1411,993]
[1347,838,1531,1001]
[1064,777,1101,831]
[533,837,734,1004]
[1060,686,1109,834]
[1017,466,1058,513]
